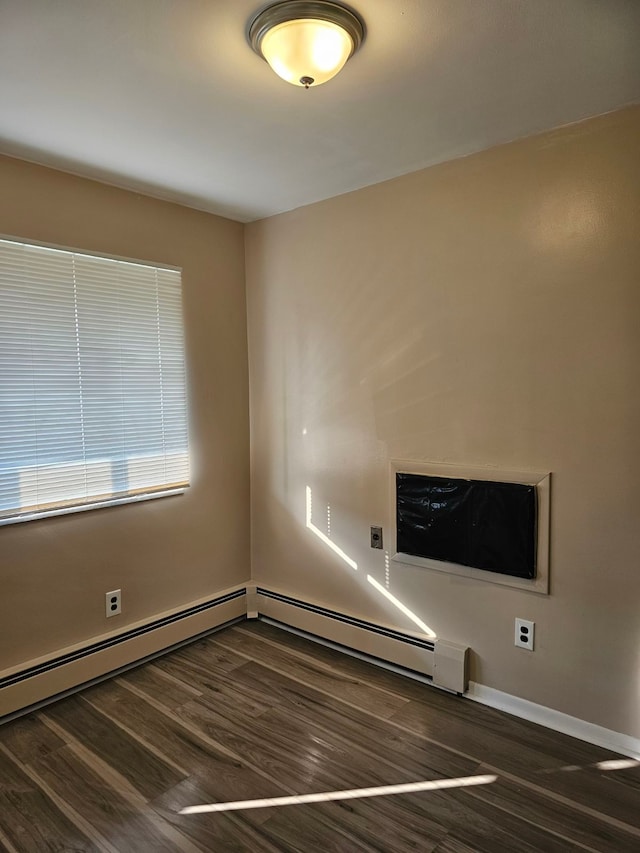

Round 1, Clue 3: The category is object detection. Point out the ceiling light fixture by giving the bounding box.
[248,1,365,89]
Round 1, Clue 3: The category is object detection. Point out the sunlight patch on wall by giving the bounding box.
[532,189,604,251]
[306,486,357,570]
[367,574,436,638]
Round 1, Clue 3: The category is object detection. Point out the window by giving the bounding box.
[0,237,190,524]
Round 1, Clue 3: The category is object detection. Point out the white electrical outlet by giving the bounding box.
[106,589,121,618]
[515,618,534,650]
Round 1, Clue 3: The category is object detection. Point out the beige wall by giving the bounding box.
[0,156,250,671]
[245,106,640,738]
[2,107,639,739]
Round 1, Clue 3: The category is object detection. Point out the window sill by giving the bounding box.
[0,488,186,527]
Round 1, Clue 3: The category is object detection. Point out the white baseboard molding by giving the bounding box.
[466,681,640,760]
[0,584,248,719]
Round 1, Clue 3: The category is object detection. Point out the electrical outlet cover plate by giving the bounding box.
[106,589,122,618]
[515,617,534,650]
[371,526,383,549]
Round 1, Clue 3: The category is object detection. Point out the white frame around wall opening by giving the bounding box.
[389,459,551,595]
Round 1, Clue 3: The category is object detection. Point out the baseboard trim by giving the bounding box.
[466,681,640,760]
[0,585,248,719]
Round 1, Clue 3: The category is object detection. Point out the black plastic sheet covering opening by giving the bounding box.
[396,473,537,579]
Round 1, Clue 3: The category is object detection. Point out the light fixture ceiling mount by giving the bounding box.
[248,1,365,89]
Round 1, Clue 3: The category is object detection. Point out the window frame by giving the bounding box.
[0,234,190,526]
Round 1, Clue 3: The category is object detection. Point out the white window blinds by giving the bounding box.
[0,238,189,523]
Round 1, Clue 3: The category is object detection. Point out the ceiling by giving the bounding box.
[1,0,639,223]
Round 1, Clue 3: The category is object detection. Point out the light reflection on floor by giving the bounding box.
[540,758,640,774]
[180,757,640,816]
[596,759,640,771]
[179,774,498,815]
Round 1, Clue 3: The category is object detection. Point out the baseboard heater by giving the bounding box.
[253,587,468,694]
[0,587,247,719]
[1,584,468,719]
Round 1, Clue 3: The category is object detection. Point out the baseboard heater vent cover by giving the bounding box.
[0,587,247,719]
[255,587,468,693]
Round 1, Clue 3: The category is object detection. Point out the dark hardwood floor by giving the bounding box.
[1,619,639,851]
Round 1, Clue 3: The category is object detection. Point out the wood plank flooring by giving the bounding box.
[1,620,639,852]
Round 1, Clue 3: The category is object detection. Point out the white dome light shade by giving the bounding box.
[261,19,353,87]
[248,1,365,89]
